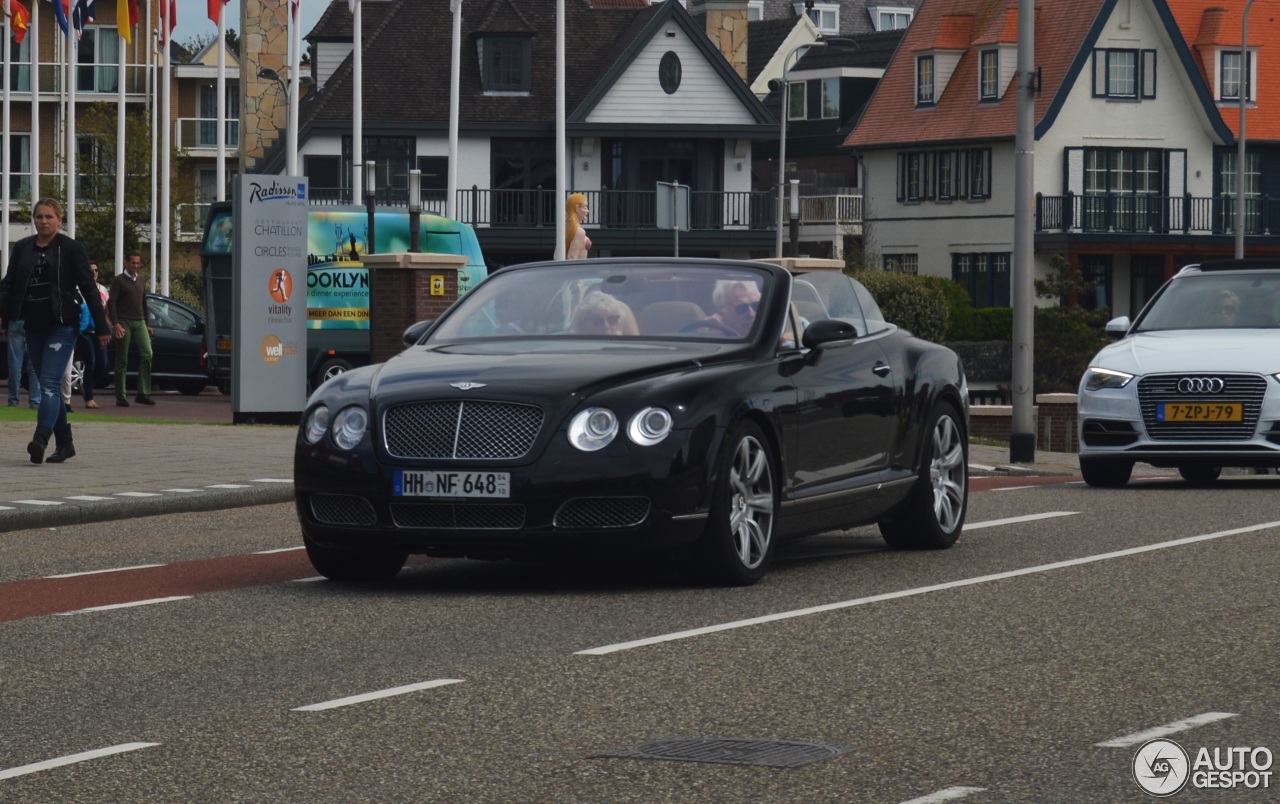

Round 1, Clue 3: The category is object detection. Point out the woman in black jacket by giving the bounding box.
[0,198,111,464]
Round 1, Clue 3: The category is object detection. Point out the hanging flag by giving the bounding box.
[291,0,299,20]
[116,0,137,44]
[8,0,32,45]
[348,0,357,15]
[71,0,95,39]
[158,0,175,45]
[207,0,228,25]
[45,0,69,36]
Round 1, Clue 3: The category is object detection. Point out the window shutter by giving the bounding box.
[1092,50,1106,97]
[1064,147,1085,196]
[1141,50,1156,99]
[897,152,905,202]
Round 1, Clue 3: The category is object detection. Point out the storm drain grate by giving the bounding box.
[596,737,853,769]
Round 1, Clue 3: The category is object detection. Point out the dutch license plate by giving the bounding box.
[216,337,233,352]
[394,470,510,498]
[1158,402,1244,422]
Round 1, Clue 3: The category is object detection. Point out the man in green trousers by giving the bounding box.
[107,251,154,406]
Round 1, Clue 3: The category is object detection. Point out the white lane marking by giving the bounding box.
[0,506,14,510]
[1095,712,1238,748]
[577,520,1280,656]
[164,488,202,493]
[290,576,326,583]
[968,463,997,471]
[206,484,250,489]
[991,486,1033,492]
[254,546,305,554]
[47,564,164,579]
[65,495,113,501]
[252,478,293,483]
[0,742,160,781]
[56,596,191,616]
[113,492,162,498]
[292,679,464,712]
[964,511,1078,530]
[900,787,987,804]
[14,499,63,506]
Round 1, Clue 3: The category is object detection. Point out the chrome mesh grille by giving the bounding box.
[1138,374,1267,440]
[383,400,544,459]
[310,493,377,527]
[390,503,526,530]
[554,497,651,530]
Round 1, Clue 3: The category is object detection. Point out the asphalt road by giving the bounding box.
[2,477,1279,802]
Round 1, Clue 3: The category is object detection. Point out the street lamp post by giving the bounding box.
[258,67,313,177]
[1235,0,1257,259]
[773,37,857,258]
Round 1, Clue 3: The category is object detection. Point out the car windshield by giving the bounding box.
[429,263,775,342]
[1135,272,1280,332]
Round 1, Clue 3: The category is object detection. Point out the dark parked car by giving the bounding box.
[72,293,210,397]
[294,258,970,585]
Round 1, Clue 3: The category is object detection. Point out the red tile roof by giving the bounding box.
[845,0,1107,149]
[1166,0,1280,141]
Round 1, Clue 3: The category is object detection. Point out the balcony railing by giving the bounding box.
[1036,192,1275,235]
[3,63,152,94]
[175,118,241,151]
[799,194,863,225]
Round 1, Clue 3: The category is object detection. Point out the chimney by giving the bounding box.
[694,0,749,81]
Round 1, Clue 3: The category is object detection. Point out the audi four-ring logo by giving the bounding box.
[1177,377,1225,394]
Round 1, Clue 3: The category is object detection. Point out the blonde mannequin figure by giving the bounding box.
[566,193,592,259]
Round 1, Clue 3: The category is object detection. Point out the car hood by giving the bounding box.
[369,341,737,407]
[1093,329,1280,375]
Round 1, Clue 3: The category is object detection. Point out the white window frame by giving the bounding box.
[916,55,935,105]
[794,3,839,35]
[746,0,764,21]
[788,80,806,120]
[979,50,999,100]
[868,6,913,31]
[77,26,121,94]
[1219,50,1255,102]
[820,77,839,119]
[5,134,32,200]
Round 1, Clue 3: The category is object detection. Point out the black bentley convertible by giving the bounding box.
[294,258,969,585]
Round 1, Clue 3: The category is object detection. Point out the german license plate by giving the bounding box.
[393,470,510,498]
[1158,403,1243,422]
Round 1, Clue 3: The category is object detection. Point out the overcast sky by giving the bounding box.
[171,0,329,49]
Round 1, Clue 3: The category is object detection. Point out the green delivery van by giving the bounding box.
[200,202,487,391]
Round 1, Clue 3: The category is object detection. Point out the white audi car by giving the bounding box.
[1077,260,1280,487]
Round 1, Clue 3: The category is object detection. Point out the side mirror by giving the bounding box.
[801,318,858,350]
[1104,316,1131,339]
[402,319,434,347]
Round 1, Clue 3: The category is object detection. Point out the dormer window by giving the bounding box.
[479,36,532,93]
[1091,48,1156,100]
[1220,50,1255,102]
[979,50,999,100]
[794,3,839,35]
[869,6,912,31]
[916,55,935,106]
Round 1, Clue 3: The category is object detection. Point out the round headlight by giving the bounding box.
[568,407,618,451]
[331,405,368,451]
[627,407,673,446]
[303,405,330,445]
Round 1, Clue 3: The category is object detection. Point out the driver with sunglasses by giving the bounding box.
[688,280,761,338]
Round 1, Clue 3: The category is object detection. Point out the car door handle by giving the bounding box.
[873,362,891,377]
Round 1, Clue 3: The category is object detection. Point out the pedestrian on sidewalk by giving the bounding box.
[107,251,154,407]
[0,198,111,464]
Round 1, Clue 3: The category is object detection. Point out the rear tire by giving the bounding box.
[175,380,207,396]
[1178,465,1221,484]
[303,532,407,583]
[1080,457,1134,488]
[696,421,777,586]
[878,401,967,550]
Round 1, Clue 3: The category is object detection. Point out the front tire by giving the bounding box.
[878,401,967,550]
[1179,465,1221,484]
[1080,457,1134,488]
[696,421,777,586]
[303,532,407,583]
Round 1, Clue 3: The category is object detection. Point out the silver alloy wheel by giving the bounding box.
[929,413,966,533]
[728,435,774,569]
[70,358,86,392]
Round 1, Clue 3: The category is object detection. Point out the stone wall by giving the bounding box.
[239,0,290,169]
[971,394,1080,453]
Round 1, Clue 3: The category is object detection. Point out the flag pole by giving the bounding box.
[447,0,461,219]
[287,0,299,176]
[67,8,76,237]
[161,4,171,294]
[115,7,128,277]
[216,4,226,201]
[553,0,565,260]
[148,3,158,290]
[29,0,38,238]
[351,0,362,200]
[2,0,12,277]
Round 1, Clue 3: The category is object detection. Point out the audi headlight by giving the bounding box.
[568,407,618,451]
[303,405,330,444]
[627,407,673,446]
[331,405,368,451]
[1082,368,1135,392]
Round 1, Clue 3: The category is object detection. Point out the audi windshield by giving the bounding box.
[1135,272,1280,332]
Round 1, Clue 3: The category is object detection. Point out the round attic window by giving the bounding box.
[659,51,682,95]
